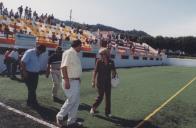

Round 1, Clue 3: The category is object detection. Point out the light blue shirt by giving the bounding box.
[21,48,43,73]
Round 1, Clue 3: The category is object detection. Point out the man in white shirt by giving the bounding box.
[56,40,83,128]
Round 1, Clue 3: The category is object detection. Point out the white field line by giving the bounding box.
[0,102,59,128]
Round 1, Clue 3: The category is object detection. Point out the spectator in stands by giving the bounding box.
[3,8,8,17]
[0,2,4,15]
[24,6,28,19]
[46,47,63,102]
[60,22,65,28]
[0,24,3,33]
[90,48,116,117]
[21,45,46,108]
[19,29,24,34]
[9,9,14,18]
[28,8,32,19]
[4,25,9,39]
[65,36,70,41]
[59,34,64,46]
[56,40,83,127]
[14,12,19,19]
[43,13,48,24]
[33,11,37,19]
[32,15,36,27]
[52,32,57,42]
[18,5,23,18]
[13,23,17,33]
[100,40,108,48]
[8,48,19,79]
[131,45,135,55]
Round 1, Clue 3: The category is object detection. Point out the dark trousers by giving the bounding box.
[0,9,2,15]
[92,84,111,114]
[10,60,17,77]
[25,71,39,105]
[5,60,11,76]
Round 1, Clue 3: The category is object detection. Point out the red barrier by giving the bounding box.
[0,38,15,44]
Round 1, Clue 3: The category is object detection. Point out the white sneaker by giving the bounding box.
[105,113,112,118]
[90,108,95,114]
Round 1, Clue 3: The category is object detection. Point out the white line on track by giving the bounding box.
[0,102,59,128]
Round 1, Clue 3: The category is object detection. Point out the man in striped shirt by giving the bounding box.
[46,46,63,102]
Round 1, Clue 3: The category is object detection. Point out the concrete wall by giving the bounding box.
[81,53,165,69]
[166,58,196,67]
[5,53,194,74]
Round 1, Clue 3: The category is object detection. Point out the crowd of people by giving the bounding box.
[0,2,56,25]
[0,2,165,128]
[0,1,157,55]
[2,39,117,128]
[3,47,23,79]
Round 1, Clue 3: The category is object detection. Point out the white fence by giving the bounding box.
[166,58,196,67]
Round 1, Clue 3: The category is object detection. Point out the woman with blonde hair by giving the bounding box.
[90,48,116,117]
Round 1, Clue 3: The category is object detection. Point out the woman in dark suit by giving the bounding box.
[90,48,116,117]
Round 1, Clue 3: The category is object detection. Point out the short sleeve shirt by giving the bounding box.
[61,47,82,78]
[48,52,62,70]
[21,48,42,73]
[95,59,115,86]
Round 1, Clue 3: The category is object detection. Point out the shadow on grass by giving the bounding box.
[78,103,91,111]
[94,115,158,128]
[78,103,158,128]
[34,104,86,127]
[32,104,59,122]
[0,98,158,128]
[0,74,24,83]
[10,76,24,83]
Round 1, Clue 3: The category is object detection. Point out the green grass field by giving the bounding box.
[0,66,196,128]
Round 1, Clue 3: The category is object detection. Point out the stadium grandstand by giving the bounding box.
[0,2,166,73]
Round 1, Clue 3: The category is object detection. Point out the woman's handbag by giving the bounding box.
[111,74,120,87]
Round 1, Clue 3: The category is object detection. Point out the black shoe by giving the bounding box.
[53,97,64,104]
[11,75,16,78]
[56,117,65,127]
[53,96,59,101]
[27,101,39,108]
[67,122,83,128]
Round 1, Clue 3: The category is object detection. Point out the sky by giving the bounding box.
[1,0,196,37]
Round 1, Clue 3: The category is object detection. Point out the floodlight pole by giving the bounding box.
[70,9,72,22]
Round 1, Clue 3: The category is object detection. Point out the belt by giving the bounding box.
[69,78,80,80]
[51,68,60,70]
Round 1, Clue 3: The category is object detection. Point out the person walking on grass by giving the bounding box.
[46,46,63,102]
[3,48,12,77]
[90,48,116,117]
[21,45,46,108]
[56,40,83,128]
[8,48,19,79]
